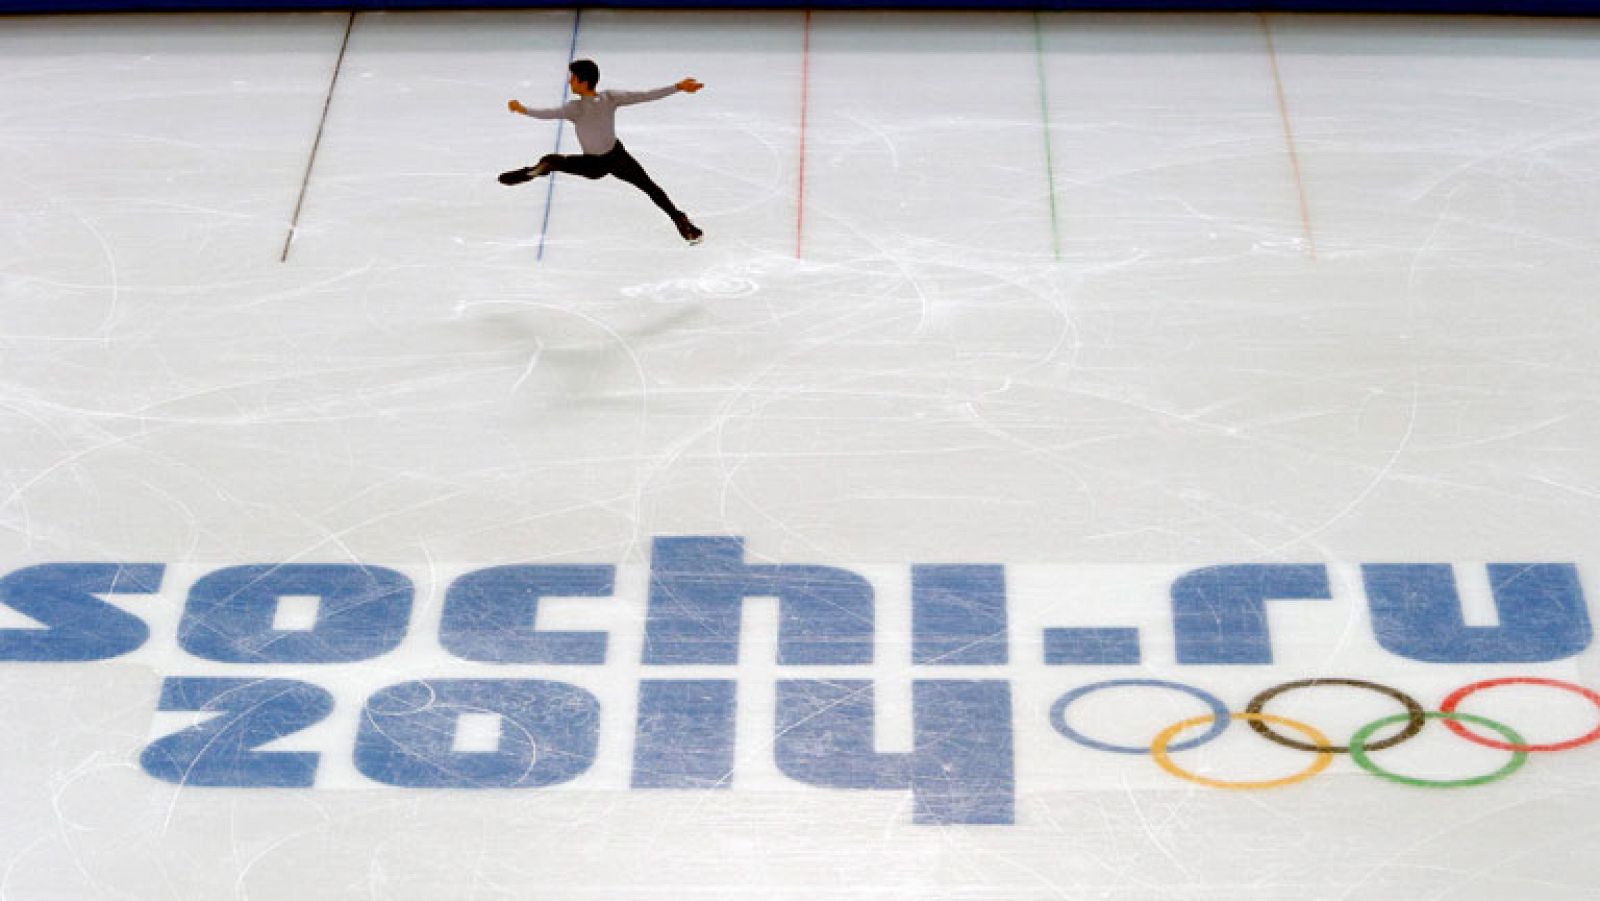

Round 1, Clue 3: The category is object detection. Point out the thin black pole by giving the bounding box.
[282,11,355,263]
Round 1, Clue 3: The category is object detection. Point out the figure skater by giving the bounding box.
[502,59,704,244]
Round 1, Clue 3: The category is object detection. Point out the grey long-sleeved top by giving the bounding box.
[515,86,680,155]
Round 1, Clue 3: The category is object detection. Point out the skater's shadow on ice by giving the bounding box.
[468,304,704,407]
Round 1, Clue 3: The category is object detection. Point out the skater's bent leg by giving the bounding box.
[541,153,609,180]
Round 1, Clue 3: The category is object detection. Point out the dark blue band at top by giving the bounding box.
[5,0,1600,15]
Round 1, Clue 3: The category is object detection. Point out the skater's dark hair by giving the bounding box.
[569,59,600,89]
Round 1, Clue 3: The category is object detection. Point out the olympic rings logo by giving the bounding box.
[1049,676,1600,790]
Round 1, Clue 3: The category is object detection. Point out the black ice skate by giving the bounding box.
[498,161,550,186]
[673,212,703,245]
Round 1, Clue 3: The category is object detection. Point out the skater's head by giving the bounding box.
[569,59,599,95]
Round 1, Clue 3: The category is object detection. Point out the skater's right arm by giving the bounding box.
[508,99,575,120]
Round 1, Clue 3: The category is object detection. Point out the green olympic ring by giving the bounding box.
[1347,711,1528,788]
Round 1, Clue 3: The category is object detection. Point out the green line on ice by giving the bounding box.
[1033,12,1062,262]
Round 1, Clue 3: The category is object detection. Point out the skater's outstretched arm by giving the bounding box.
[610,78,704,106]
[508,99,575,120]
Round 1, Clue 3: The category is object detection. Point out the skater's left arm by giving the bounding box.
[611,79,704,106]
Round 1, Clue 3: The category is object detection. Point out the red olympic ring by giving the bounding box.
[1439,677,1600,753]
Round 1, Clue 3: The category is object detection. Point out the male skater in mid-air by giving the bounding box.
[502,59,704,244]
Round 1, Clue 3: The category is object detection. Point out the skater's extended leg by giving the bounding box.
[607,151,680,218]
[605,143,701,243]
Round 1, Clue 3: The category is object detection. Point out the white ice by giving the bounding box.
[2,10,1600,899]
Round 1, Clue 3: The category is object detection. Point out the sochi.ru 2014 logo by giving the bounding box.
[0,537,1595,825]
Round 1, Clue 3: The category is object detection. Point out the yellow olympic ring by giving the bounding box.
[1151,712,1334,790]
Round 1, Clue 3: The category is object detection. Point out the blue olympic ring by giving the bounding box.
[1049,679,1231,755]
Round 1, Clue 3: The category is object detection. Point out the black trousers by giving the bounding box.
[540,141,680,221]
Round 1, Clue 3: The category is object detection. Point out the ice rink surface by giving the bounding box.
[4,8,1600,898]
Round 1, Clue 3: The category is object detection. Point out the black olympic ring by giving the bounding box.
[1244,678,1426,754]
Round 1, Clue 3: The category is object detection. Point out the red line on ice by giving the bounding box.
[1261,14,1317,261]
